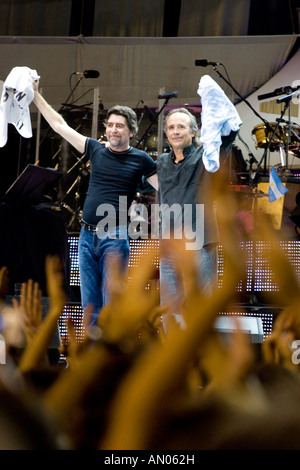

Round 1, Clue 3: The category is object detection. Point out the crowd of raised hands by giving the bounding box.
[1,182,300,450]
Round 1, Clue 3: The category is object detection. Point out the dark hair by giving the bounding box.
[106,105,138,138]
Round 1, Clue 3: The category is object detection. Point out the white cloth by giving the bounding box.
[197,74,242,173]
[0,66,40,147]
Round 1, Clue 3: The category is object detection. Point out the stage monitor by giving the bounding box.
[215,315,264,344]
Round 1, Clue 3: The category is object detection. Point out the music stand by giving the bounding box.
[2,164,62,205]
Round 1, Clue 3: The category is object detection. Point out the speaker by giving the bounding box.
[214,315,264,343]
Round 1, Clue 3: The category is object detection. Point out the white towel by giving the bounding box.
[0,66,40,147]
[197,74,242,173]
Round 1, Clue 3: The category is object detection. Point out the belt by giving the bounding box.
[81,222,98,232]
[81,222,111,233]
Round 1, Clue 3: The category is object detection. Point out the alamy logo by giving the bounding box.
[291,340,300,365]
[95,196,204,250]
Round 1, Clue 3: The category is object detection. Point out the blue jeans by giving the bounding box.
[78,225,130,326]
[160,243,218,330]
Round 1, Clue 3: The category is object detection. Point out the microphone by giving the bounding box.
[157,91,179,100]
[258,87,293,101]
[276,87,300,104]
[195,59,221,67]
[76,70,100,79]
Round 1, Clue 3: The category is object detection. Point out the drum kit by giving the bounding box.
[252,120,300,159]
[227,120,300,225]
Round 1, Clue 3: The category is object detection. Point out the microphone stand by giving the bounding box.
[59,73,85,112]
[211,65,271,132]
[210,65,280,308]
[211,65,280,184]
[134,98,171,149]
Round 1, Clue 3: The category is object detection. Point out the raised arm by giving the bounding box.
[32,80,87,154]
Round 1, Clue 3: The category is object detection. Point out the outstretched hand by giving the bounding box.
[45,254,67,313]
[12,279,43,344]
[97,250,159,345]
[18,255,67,374]
[262,306,300,371]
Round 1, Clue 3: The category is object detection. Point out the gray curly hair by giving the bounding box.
[164,107,201,146]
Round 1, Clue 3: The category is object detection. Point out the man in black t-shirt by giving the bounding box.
[33,82,157,325]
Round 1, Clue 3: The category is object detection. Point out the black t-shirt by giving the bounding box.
[82,138,156,226]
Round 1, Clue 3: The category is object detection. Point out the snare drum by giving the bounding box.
[252,122,284,150]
